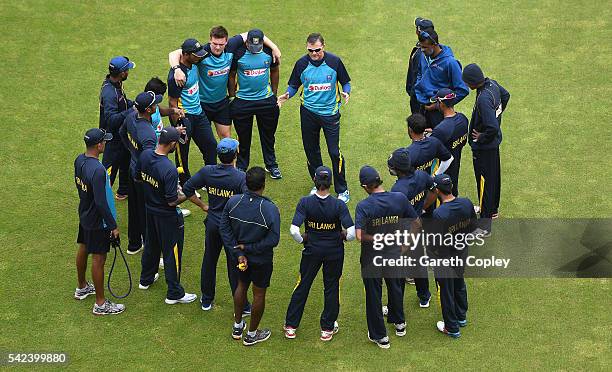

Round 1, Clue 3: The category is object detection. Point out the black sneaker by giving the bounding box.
[265,167,282,179]
[243,329,271,346]
[368,333,390,349]
[232,321,246,340]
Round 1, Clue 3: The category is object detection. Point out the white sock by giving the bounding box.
[247,330,257,337]
[234,321,244,328]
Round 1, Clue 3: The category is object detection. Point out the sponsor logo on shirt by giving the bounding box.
[308,83,332,92]
[244,68,267,77]
[207,67,230,77]
[186,82,199,95]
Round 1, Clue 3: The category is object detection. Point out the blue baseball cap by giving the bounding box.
[135,91,163,112]
[415,17,434,32]
[359,165,381,186]
[246,29,264,53]
[216,138,239,155]
[181,38,208,58]
[429,88,457,104]
[159,126,185,145]
[314,166,332,182]
[387,148,412,173]
[84,128,113,146]
[433,174,453,193]
[109,56,135,73]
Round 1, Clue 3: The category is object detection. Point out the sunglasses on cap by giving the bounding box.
[432,92,457,103]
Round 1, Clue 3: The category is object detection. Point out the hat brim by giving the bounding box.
[192,49,208,58]
[154,94,163,105]
[247,43,263,54]
[103,132,113,142]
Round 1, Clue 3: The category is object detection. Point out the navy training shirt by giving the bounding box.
[469,78,510,150]
[390,170,434,215]
[219,191,280,264]
[119,110,157,179]
[138,149,181,216]
[183,164,247,226]
[74,154,118,230]
[405,136,451,175]
[355,191,417,230]
[287,52,351,116]
[99,76,132,135]
[292,194,354,260]
[431,113,468,161]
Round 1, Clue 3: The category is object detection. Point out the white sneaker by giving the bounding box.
[320,321,339,341]
[382,305,388,317]
[92,299,125,315]
[181,208,191,217]
[474,205,480,214]
[473,227,491,238]
[395,322,406,337]
[139,273,159,290]
[165,293,197,304]
[159,258,164,269]
[309,186,317,195]
[74,282,95,300]
[127,245,143,255]
[284,325,297,339]
[337,190,350,204]
[195,190,201,198]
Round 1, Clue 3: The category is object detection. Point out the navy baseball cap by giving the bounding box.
[181,38,208,58]
[415,17,434,32]
[109,56,135,73]
[159,126,185,145]
[217,138,239,155]
[433,174,453,193]
[134,91,163,111]
[314,166,332,182]
[387,148,412,173]
[246,29,264,53]
[429,88,457,104]
[84,128,112,146]
[359,165,381,186]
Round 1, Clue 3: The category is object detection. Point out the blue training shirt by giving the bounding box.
[151,106,163,139]
[119,110,157,179]
[232,45,278,100]
[405,137,451,175]
[287,52,351,116]
[391,170,434,215]
[139,149,181,216]
[431,113,468,161]
[196,35,244,104]
[168,63,202,115]
[74,154,118,230]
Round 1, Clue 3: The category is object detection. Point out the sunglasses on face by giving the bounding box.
[307,47,322,53]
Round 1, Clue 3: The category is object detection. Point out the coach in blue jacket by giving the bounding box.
[413,30,468,128]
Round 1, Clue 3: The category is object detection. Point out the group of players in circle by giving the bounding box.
[74,17,509,349]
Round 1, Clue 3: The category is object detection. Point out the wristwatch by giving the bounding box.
[171,65,180,71]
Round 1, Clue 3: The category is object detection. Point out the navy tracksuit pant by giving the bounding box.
[473,147,501,231]
[127,176,145,251]
[435,277,468,334]
[102,138,129,196]
[200,220,245,306]
[363,277,405,340]
[230,96,280,170]
[300,105,347,194]
[285,254,344,331]
[176,113,217,185]
[141,211,185,300]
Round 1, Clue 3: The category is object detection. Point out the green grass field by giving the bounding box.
[1,0,611,370]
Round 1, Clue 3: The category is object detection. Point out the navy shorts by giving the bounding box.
[77,224,110,254]
[202,97,231,126]
[238,261,273,288]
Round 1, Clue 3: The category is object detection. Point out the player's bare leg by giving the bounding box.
[215,122,231,139]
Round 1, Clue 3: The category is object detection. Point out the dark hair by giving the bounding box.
[364,179,383,189]
[407,114,427,134]
[108,70,122,78]
[314,174,332,191]
[145,77,167,96]
[246,166,266,192]
[418,29,438,44]
[440,98,455,108]
[210,26,229,39]
[218,151,236,165]
[306,33,324,45]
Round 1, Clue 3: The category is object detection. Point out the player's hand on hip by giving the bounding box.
[277,92,289,107]
[341,91,350,104]
[471,129,481,142]
[174,68,187,87]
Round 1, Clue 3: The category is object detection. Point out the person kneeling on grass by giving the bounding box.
[220,167,280,346]
[283,166,355,341]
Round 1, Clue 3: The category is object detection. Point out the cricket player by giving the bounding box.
[429,174,476,338]
[119,91,160,255]
[182,138,252,315]
[167,38,218,186]
[413,30,468,128]
[74,128,124,315]
[429,89,469,196]
[277,33,351,203]
[138,127,202,304]
[387,148,433,307]
[169,26,281,139]
[462,64,510,234]
[228,29,282,178]
[219,167,280,346]
[284,166,355,341]
[99,56,135,200]
[406,17,434,114]
[355,166,418,349]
